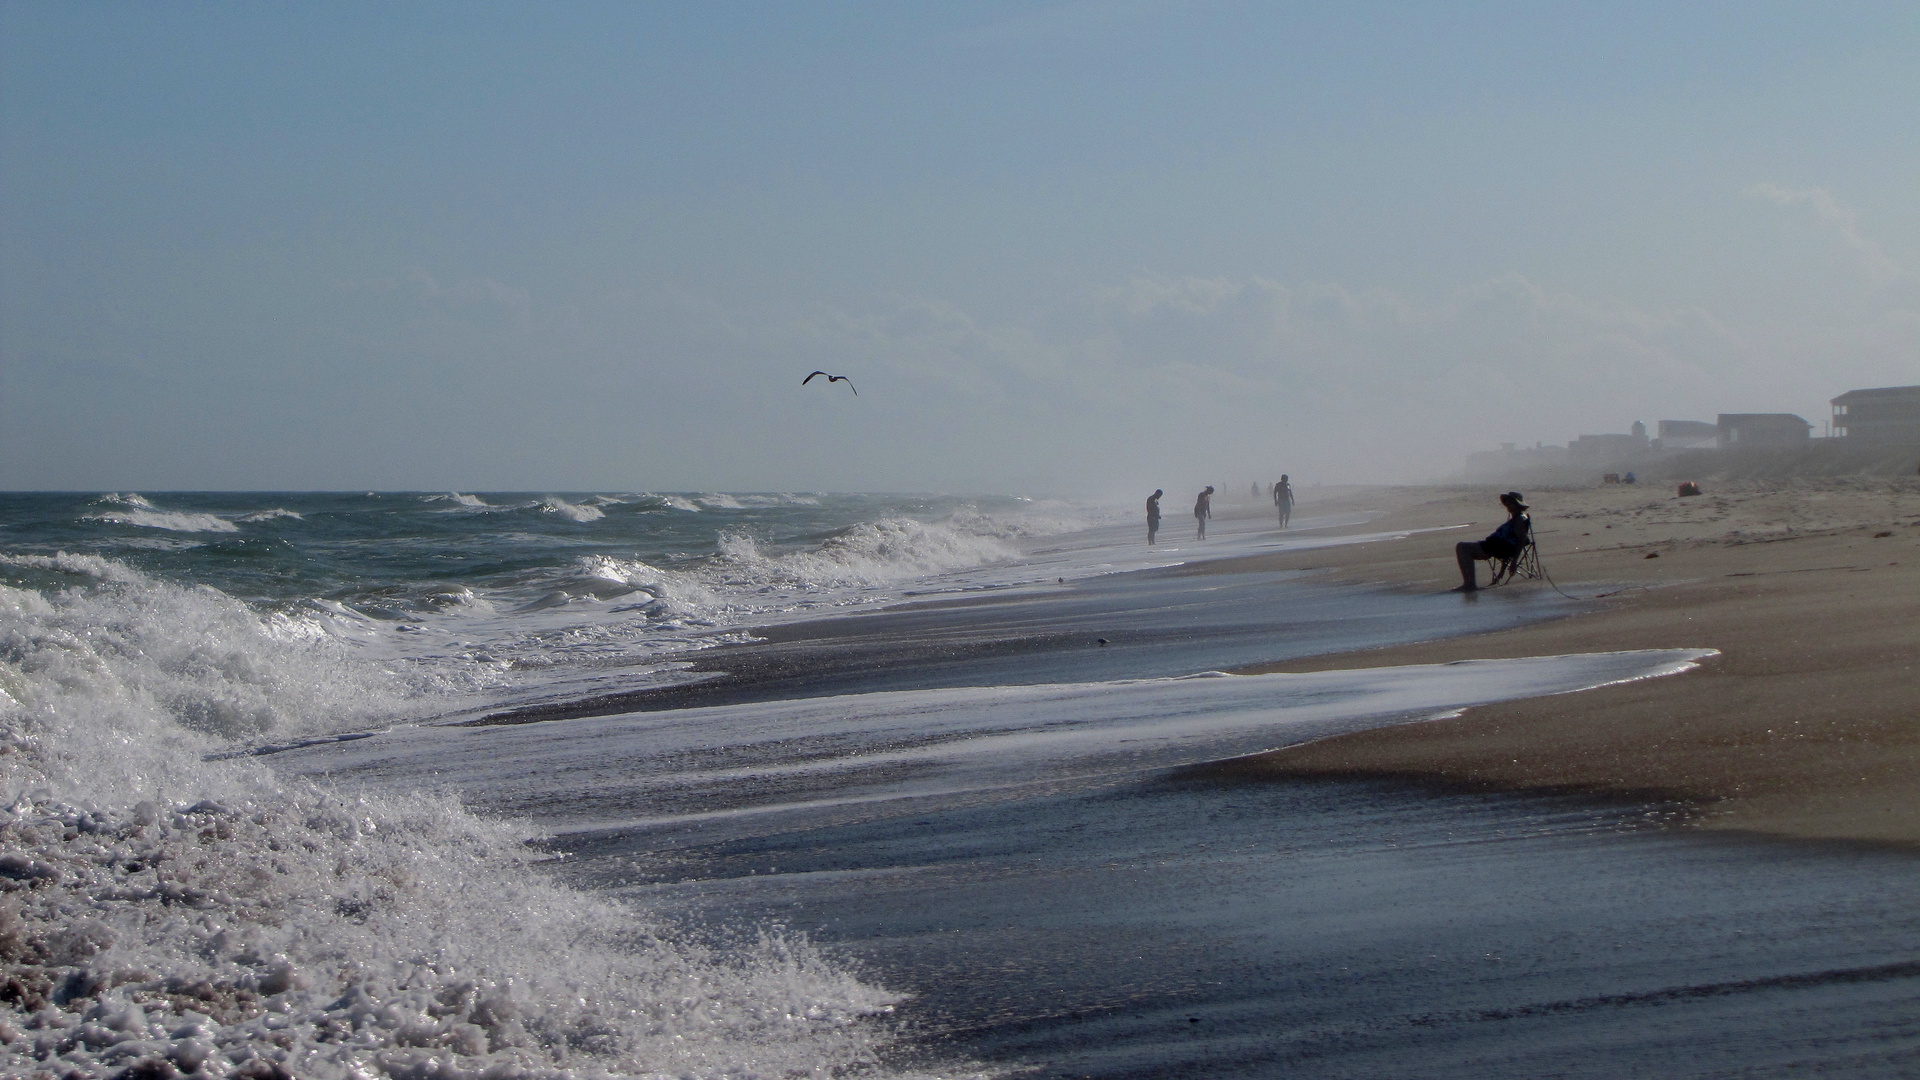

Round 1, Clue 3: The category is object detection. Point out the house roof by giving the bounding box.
[1831,385,1920,405]
[1717,413,1810,425]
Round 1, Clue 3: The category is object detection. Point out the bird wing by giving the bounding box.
[836,377,857,395]
[803,371,829,385]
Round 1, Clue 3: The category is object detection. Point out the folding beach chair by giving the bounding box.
[1485,515,1540,587]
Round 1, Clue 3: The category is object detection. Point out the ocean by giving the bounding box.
[3,491,1917,1078]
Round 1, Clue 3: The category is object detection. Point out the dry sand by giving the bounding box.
[1188,479,1920,844]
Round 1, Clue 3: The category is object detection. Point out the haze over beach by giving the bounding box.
[4,3,1919,493]
[3,5,1920,1080]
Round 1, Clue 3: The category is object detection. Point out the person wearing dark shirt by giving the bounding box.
[1194,486,1214,539]
[1454,491,1530,591]
[1146,489,1163,545]
[1273,475,1294,528]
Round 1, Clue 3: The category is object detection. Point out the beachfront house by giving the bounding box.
[1830,385,1920,445]
[1656,420,1718,450]
[1717,413,1811,448]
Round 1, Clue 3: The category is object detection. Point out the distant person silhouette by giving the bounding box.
[1273,475,1294,528]
[1454,491,1531,592]
[1194,486,1214,539]
[1146,489,1163,545]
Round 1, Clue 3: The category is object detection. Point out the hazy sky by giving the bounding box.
[3,2,1916,493]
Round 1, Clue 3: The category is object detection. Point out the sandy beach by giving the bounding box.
[1188,478,1920,844]
[201,488,1920,1077]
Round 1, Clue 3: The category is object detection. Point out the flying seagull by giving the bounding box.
[802,370,858,396]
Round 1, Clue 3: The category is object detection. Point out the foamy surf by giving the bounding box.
[82,509,242,533]
[0,553,943,1079]
[535,497,604,523]
[281,650,1717,835]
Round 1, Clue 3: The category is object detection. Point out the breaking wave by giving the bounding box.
[0,555,922,1078]
[712,516,1022,591]
[237,508,304,523]
[83,509,241,534]
[79,495,309,534]
[534,498,604,523]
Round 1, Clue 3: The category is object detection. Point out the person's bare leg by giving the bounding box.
[1455,541,1481,591]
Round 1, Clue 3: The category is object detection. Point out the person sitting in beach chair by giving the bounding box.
[1455,491,1537,591]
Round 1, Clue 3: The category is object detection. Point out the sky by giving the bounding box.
[2,1,1916,494]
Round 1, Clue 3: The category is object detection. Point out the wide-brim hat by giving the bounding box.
[1501,491,1529,510]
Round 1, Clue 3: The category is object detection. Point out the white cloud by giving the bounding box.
[1745,183,1901,283]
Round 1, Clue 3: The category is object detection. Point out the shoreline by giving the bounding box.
[1185,479,1920,845]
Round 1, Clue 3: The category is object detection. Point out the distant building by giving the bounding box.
[1656,420,1718,449]
[1831,385,1920,444]
[1717,413,1811,448]
[1465,441,1568,479]
[1568,433,1641,459]
[1567,421,1650,460]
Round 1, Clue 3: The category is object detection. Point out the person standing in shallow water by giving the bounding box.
[1146,489,1163,545]
[1194,486,1214,539]
[1273,475,1294,529]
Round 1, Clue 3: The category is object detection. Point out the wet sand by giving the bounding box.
[288,486,1920,1077]
[1191,479,1920,844]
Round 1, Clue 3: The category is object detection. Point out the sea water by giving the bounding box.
[0,490,1394,1077]
[6,491,1905,1078]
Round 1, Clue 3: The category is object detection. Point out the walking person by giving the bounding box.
[1194,486,1213,539]
[1146,489,1163,545]
[1273,474,1294,528]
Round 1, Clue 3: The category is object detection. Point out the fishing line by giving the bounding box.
[1527,539,1594,601]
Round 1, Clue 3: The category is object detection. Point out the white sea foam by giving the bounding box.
[292,651,1719,835]
[422,493,492,509]
[0,553,422,762]
[0,556,933,1079]
[534,498,604,523]
[237,508,304,523]
[733,494,820,508]
[694,493,745,510]
[84,509,241,533]
[572,554,709,608]
[512,556,712,621]
[94,493,157,509]
[656,496,702,512]
[712,517,1021,591]
[334,505,1106,693]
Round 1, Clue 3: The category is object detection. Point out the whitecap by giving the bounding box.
[237,507,304,523]
[711,516,1020,591]
[84,508,240,533]
[0,556,920,1079]
[94,492,157,509]
[422,492,492,509]
[536,497,605,523]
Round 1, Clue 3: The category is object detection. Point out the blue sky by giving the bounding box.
[3,2,1916,491]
